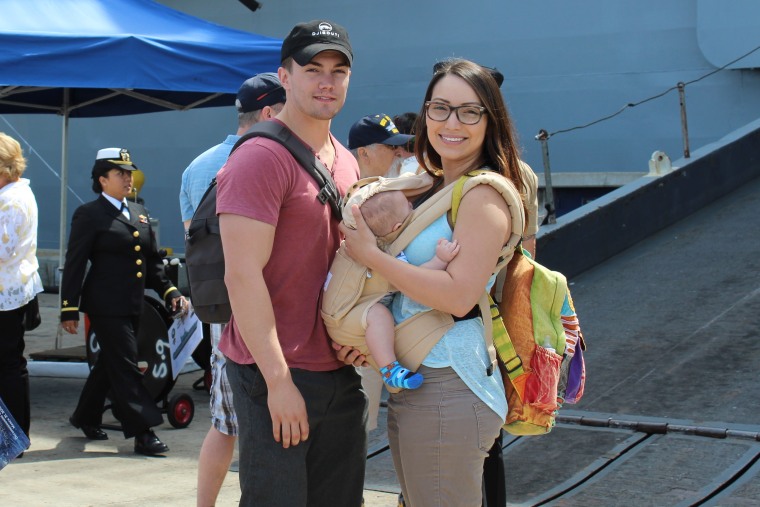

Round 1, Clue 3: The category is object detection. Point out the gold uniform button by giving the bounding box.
[136,259,143,266]
[133,231,140,238]
[134,245,141,252]
[136,272,143,278]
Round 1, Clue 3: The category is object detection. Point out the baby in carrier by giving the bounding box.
[355,189,459,389]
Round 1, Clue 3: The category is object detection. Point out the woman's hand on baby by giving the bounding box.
[436,238,460,263]
[339,204,380,266]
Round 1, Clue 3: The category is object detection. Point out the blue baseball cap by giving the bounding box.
[348,114,413,150]
[235,72,286,113]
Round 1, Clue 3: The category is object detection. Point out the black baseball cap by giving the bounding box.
[235,73,285,113]
[348,114,413,150]
[281,20,353,66]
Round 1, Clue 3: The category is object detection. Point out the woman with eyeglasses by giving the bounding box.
[339,58,527,506]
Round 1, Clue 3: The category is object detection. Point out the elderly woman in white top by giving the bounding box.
[0,132,43,439]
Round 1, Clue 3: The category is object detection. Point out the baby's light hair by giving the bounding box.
[361,190,409,237]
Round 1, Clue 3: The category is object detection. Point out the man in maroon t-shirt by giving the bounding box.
[215,20,366,506]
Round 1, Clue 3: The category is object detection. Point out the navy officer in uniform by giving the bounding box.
[61,147,186,456]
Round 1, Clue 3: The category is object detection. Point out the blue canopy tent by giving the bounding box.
[0,0,282,287]
[0,0,282,116]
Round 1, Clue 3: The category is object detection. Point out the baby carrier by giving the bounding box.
[321,169,525,377]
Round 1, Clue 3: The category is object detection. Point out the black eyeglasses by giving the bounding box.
[424,101,486,125]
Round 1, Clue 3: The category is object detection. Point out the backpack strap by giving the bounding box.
[487,294,524,382]
[230,121,343,221]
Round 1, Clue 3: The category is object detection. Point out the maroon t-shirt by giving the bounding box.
[216,122,359,371]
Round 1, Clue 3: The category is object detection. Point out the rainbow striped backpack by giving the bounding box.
[490,247,586,435]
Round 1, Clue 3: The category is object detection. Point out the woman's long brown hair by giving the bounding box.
[414,58,525,193]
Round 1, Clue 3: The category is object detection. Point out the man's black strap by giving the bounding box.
[230,121,343,221]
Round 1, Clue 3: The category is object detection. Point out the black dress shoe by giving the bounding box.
[69,416,108,441]
[134,430,169,456]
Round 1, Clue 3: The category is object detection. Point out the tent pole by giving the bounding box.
[55,90,70,349]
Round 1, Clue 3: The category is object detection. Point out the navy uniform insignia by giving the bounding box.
[139,214,148,224]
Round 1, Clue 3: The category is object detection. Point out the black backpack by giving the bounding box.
[185,121,343,324]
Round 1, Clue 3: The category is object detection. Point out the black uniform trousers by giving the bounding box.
[483,431,507,506]
[72,313,162,438]
[0,305,31,437]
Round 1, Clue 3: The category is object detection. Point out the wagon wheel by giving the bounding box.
[167,393,194,428]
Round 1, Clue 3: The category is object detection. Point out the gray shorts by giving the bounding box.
[209,324,237,436]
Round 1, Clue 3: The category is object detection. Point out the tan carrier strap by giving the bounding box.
[341,172,436,231]
[391,169,525,375]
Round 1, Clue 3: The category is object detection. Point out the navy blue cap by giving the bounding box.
[235,73,286,113]
[348,114,413,150]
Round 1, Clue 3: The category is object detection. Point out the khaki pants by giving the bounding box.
[358,366,384,432]
[388,366,503,507]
